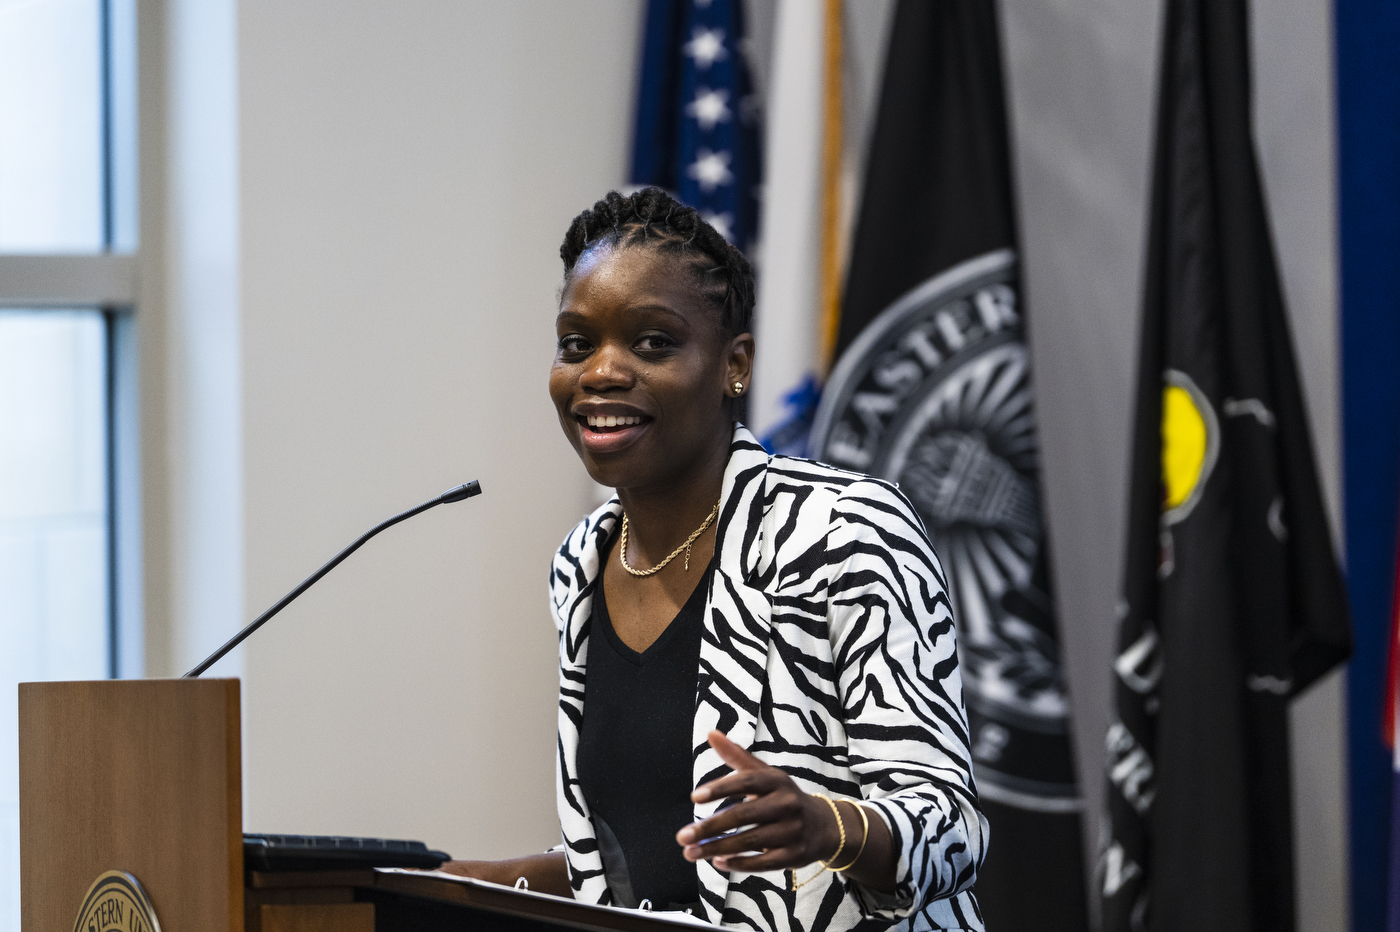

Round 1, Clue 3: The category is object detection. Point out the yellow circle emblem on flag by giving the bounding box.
[1162,385,1207,508]
[1160,369,1219,525]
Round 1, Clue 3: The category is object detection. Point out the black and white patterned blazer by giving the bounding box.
[549,426,987,932]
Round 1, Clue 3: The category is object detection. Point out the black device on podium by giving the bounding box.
[243,834,451,872]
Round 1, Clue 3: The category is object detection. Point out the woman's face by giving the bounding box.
[550,244,753,493]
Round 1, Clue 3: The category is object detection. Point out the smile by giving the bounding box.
[586,415,645,429]
[574,411,652,454]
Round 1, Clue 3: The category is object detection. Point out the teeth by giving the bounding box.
[586,415,642,428]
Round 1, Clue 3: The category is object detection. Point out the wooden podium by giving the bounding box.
[19,679,712,932]
[20,678,243,931]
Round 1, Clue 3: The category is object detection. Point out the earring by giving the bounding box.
[732,381,745,396]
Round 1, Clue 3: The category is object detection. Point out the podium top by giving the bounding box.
[368,870,717,932]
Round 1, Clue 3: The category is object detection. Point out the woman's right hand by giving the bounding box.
[437,851,573,898]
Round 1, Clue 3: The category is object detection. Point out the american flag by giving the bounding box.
[629,0,761,253]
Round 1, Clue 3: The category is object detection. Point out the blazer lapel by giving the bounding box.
[553,500,621,903]
[693,425,776,920]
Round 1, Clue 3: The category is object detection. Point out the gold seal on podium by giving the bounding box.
[72,870,162,932]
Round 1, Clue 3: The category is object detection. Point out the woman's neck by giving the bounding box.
[615,432,730,562]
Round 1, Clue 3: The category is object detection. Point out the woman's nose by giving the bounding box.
[579,343,634,391]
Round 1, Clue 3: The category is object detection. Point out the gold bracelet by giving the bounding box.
[827,802,870,872]
[792,798,870,889]
[813,793,847,868]
[793,793,847,892]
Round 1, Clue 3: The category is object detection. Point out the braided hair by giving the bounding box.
[559,187,755,339]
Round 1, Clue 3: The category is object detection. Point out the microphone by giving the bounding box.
[184,481,483,678]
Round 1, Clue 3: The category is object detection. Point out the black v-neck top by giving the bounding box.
[576,530,710,910]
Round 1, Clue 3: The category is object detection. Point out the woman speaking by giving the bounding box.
[446,188,987,932]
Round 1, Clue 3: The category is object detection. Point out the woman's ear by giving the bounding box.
[725,333,755,396]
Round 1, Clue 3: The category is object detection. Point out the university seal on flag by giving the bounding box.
[811,249,1078,811]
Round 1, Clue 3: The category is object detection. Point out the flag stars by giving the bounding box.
[684,27,728,69]
[688,149,733,191]
[686,87,731,131]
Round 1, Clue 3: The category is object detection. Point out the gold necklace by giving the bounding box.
[619,499,720,576]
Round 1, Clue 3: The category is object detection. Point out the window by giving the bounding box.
[0,0,137,924]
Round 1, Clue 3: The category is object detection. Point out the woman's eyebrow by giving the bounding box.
[624,303,690,325]
[555,302,691,327]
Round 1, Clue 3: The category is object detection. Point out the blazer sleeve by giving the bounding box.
[823,478,989,920]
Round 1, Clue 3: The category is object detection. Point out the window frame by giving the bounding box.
[0,0,142,678]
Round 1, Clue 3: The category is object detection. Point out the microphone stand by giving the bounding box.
[184,481,482,677]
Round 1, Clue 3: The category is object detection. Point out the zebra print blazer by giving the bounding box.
[549,426,987,932]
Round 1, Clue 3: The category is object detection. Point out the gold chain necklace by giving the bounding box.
[619,499,720,576]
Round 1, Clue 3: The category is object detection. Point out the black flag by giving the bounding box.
[1102,1,1352,931]
[810,2,1088,929]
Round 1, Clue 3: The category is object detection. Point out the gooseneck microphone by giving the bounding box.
[184,481,483,678]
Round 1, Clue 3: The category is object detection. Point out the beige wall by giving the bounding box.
[202,2,640,857]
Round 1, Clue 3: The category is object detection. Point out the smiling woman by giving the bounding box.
[549,188,753,499]
[440,188,988,932]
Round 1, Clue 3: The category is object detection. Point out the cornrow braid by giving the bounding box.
[560,187,755,339]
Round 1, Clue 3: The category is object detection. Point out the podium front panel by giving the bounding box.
[19,678,243,932]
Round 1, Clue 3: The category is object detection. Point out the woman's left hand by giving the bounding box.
[675,729,842,873]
